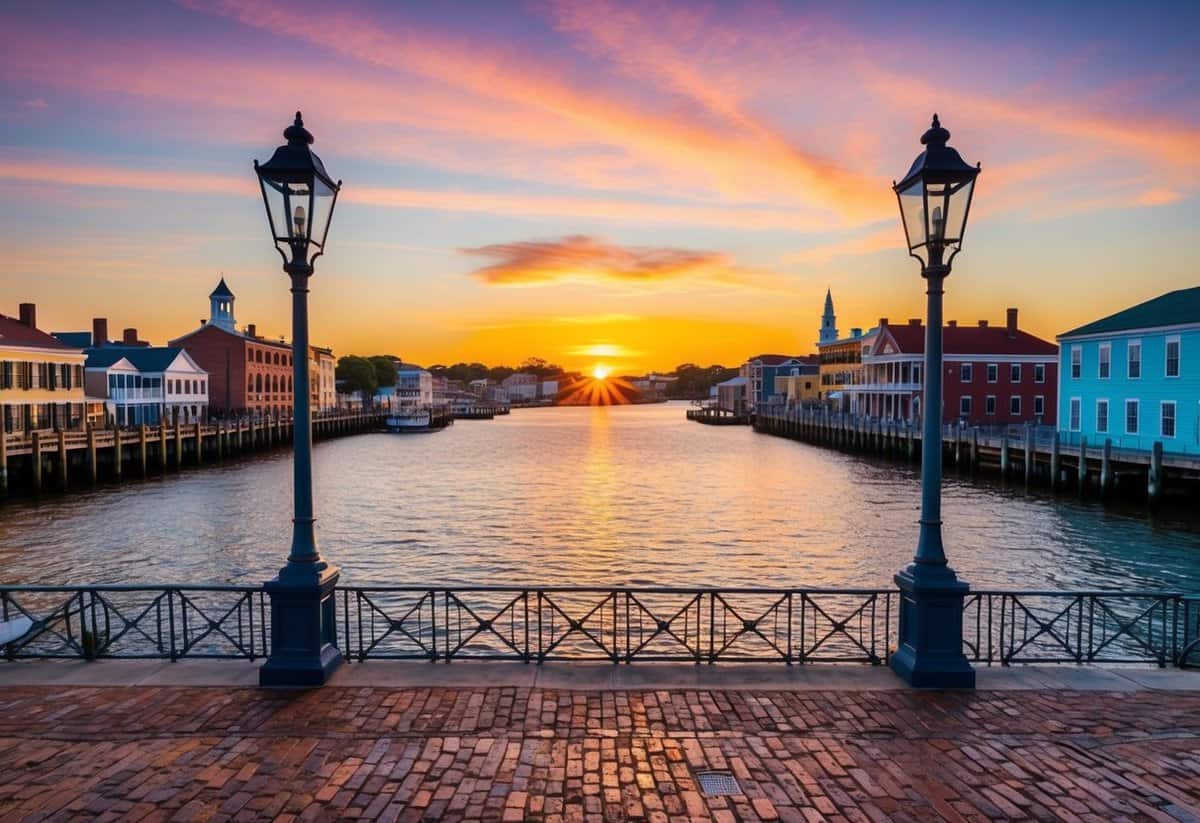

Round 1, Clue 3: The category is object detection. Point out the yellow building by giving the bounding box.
[817,328,874,414]
[776,372,820,406]
[1,303,92,432]
[309,345,337,412]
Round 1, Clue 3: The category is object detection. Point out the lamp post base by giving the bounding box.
[260,563,343,687]
[891,564,975,689]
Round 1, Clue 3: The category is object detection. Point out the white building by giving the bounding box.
[393,363,433,407]
[84,346,209,426]
[502,372,539,402]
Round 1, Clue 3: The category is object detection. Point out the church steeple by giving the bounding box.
[819,288,838,345]
[209,277,236,332]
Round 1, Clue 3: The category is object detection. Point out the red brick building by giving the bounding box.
[857,308,1058,426]
[168,279,294,417]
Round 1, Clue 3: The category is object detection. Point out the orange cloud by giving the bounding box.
[462,235,744,287]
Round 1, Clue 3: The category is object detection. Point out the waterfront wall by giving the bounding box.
[0,411,386,498]
[747,404,1200,503]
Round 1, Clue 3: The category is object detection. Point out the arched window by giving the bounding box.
[255,374,263,393]
[248,376,254,393]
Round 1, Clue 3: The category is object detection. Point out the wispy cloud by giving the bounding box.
[462,235,747,287]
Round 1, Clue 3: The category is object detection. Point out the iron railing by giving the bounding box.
[2,585,1197,668]
[0,585,268,660]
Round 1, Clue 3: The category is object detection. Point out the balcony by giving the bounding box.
[110,388,163,402]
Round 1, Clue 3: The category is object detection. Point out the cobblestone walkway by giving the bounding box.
[0,686,1198,821]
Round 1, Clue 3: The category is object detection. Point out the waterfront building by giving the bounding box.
[310,345,337,412]
[818,327,874,413]
[168,279,295,417]
[716,375,749,414]
[540,379,559,402]
[84,346,209,426]
[502,372,539,402]
[393,363,434,407]
[631,374,676,400]
[1057,286,1200,453]
[856,309,1057,425]
[777,370,820,406]
[0,303,99,433]
[54,317,211,426]
[745,354,816,408]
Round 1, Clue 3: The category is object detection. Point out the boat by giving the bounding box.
[384,405,453,433]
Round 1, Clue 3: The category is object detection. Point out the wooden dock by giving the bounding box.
[751,404,1200,502]
[0,411,386,498]
[451,405,508,420]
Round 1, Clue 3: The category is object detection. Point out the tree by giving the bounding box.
[336,356,378,403]
[369,356,397,389]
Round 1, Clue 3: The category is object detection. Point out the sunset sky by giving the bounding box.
[2,0,1197,374]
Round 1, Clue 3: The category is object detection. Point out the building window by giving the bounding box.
[1069,398,1081,432]
[1010,364,1022,383]
[960,363,972,382]
[1162,401,1176,438]
[1096,400,1108,433]
[1034,363,1045,384]
[1098,343,1110,379]
[959,396,971,417]
[985,395,996,415]
[1034,395,1045,417]
[1070,346,1081,379]
[247,350,254,362]
[1128,341,1141,379]
[1165,336,1180,377]
[1125,399,1139,435]
[987,363,998,383]
[1010,395,1021,416]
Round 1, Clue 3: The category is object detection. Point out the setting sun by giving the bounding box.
[592,365,610,380]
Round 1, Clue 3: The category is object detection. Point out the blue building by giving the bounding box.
[1057,287,1199,454]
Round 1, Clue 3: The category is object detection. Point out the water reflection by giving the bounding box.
[0,402,1197,591]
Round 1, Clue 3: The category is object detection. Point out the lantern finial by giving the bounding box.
[284,111,314,146]
[921,114,950,146]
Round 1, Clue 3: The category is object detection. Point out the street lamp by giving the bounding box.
[254,112,343,687]
[891,114,979,688]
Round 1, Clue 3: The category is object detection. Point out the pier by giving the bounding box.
[750,404,1200,502]
[0,411,386,498]
[450,404,508,420]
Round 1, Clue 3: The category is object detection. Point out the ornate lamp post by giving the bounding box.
[891,114,980,688]
[254,112,343,686]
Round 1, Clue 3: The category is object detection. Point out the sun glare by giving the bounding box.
[592,365,610,380]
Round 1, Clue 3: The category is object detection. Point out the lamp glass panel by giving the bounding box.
[940,177,973,245]
[261,177,290,246]
[308,177,336,250]
[897,179,928,255]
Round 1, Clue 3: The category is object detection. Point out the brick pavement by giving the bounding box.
[0,685,1198,821]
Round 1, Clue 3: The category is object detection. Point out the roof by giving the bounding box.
[1059,287,1200,339]
[749,354,807,366]
[717,376,748,386]
[85,346,193,373]
[876,322,1056,356]
[169,323,290,349]
[209,278,234,299]
[52,331,95,348]
[0,314,71,350]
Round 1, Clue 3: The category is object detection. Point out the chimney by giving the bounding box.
[947,320,958,328]
[908,318,921,326]
[200,318,207,326]
[247,323,257,338]
[18,303,36,329]
[92,318,108,347]
[1006,308,1018,338]
[851,328,862,338]
[978,320,989,328]
[122,328,139,345]
[879,317,889,327]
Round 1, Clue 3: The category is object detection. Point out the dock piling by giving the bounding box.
[31,431,42,493]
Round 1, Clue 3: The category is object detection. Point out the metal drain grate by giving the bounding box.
[697,771,741,796]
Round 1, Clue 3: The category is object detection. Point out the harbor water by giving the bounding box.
[1,402,1198,591]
